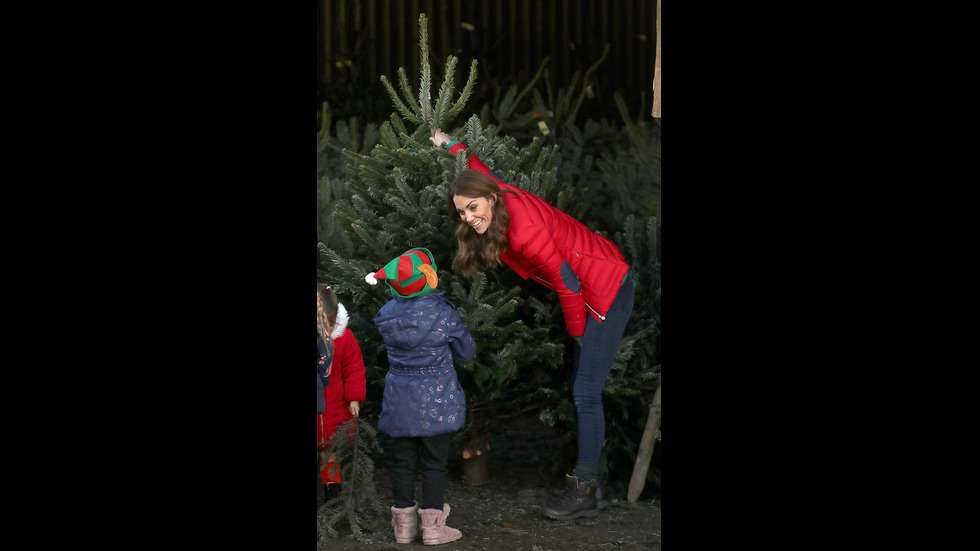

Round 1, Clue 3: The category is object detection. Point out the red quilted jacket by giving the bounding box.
[448,143,630,338]
[316,304,367,447]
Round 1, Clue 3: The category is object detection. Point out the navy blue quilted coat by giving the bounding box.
[373,292,475,437]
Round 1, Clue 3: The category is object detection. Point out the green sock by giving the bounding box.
[573,461,600,486]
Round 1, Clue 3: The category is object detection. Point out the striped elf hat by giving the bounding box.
[364,247,439,298]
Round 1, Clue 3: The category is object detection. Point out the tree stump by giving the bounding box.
[460,435,491,486]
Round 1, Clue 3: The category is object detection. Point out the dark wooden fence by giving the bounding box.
[317,0,658,119]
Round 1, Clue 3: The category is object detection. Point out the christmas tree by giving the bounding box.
[316,417,388,542]
[318,13,570,484]
[318,13,661,493]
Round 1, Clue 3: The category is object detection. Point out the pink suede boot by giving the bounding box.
[418,503,462,546]
[390,501,420,544]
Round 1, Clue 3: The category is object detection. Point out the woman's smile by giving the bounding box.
[453,195,494,235]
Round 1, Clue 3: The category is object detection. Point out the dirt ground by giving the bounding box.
[317,412,662,551]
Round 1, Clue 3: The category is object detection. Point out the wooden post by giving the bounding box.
[651,0,661,118]
[627,384,661,503]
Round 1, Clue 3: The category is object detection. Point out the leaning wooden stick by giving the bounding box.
[627,384,662,503]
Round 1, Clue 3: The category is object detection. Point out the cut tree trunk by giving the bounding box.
[627,384,662,503]
[317,451,325,508]
[460,434,491,486]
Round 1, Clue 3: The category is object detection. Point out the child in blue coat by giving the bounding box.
[365,247,475,546]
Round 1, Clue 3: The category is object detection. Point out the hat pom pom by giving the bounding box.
[365,272,378,285]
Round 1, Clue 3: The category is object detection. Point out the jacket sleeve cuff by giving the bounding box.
[445,140,461,151]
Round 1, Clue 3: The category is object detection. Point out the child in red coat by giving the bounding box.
[316,291,368,502]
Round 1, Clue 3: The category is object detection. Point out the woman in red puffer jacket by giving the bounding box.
[430,129,636,522]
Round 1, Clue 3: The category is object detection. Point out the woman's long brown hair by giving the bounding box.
[446,169,520,277]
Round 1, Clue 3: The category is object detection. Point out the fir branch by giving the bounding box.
[349,223,380,250]
[380,73,423,124]
[433,55,459,127]
[444,59,479,125]
[556,186,574,213]
[566,43,610,125]
[417,13,433,125]
[464,114,485,145]
[390,168,418,211]
[389,112,409,137]
[496,85,520,123]
[621,216,635,257]
[397,68,418,118]
[375,121,396,152]
[495,56,549,126]
[317,417,387,542]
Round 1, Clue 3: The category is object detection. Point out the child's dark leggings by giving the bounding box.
[388,432,453,510]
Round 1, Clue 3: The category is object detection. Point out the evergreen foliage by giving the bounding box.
[379,14,478,133]
[593,94,661,226]
[319,14,576,453]
[317,102,381,253]
[317,11,662,499]
[477,56,552,134]
[316,417,388,542]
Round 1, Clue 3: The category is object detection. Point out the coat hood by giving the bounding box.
[372,294,446,350]
[330,303,348,340]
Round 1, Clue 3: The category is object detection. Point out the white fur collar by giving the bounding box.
[331,303,348,339]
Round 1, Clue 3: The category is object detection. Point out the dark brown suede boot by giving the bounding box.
[595,478,608,510]
[541,475,599,520]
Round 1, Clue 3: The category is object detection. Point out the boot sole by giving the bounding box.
[422,534,462,545]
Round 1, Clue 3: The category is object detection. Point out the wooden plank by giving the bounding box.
[510,0,517,77]
[453,0,462,52]
[522,1,530,78]
[323,0,332,82]
[335,0,345,81]
[548,0,558,84]
[652,0,660,118]
[627,384,661,503]
[637,0,646,113]
[317,0,325,84]
[382,0,391,78]
[389,2,404,71]
[536,0,544,79]
[367,0,376,79]
[439,0,451,60]
[482,0,490,63]
[562,0,571,86]
[601,0,608,49]
[410,0,418,79]
[624,0,632,96]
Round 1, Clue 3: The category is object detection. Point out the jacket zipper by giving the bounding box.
[585,302,606,321]
[530,274,606,321]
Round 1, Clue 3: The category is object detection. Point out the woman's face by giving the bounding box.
[453,194,495,235]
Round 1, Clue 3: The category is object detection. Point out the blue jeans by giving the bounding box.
[571,274,635,472]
